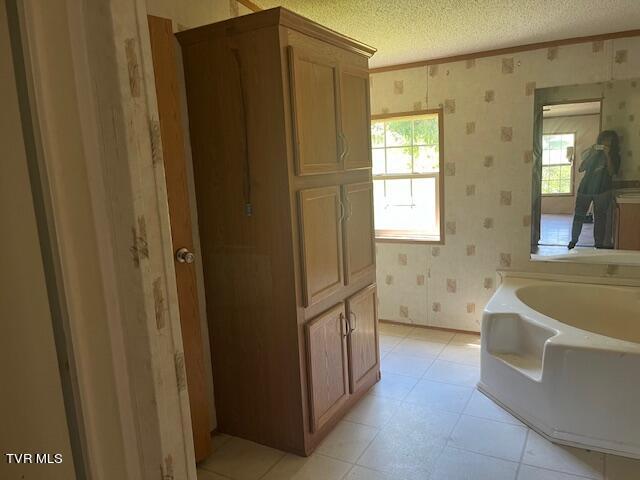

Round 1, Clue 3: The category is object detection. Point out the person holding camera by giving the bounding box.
[568,130,621,249]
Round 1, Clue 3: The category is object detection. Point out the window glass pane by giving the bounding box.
[413,118,438,145]
[371,122,385,148]
[373,178,438,236]
[413,146,439,173]
[549,148,565,164]
[385,120,412,147]
[386,147,412,174]
[372,148,385,175]
[384,178,412,205]
[542,149,551,165]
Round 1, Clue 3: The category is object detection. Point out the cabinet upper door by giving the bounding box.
[346,285,379,394]
[299,186,344,307]
[305,303,349,432]
[340,68,371,171]
[343,182,375,285]
[288,47,342,175]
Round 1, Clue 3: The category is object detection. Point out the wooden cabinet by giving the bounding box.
[615,202,640,250]
[305,304,349,432]
[289,47,341,175]
[340,68,371,171]
[177,7,378,457]
[299,186,344,306]
[343,182,375,285]
[346,285,378,394]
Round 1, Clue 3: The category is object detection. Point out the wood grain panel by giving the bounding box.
[148,15,211,462]
[616,203,640,250]
[179,22,304,453]
[343,182,375,285]
[340,68,371,171]
[298,186,344,306]
[346,285,378,394]
[288,47,342,175]
[305,303,349,432]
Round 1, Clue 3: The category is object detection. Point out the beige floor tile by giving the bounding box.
[450,332,481,345]
[407,327,455,343]
[424,359,480,387]
[438,343,481,366]
[522,431,604,479]
[431,446,518,480]
[316,420,378,463]
[605,454,640,479]
[378,322,413,337]
[370,372,418,401]
[344,465,406,480]
[198,437,285,480]
[197,469,230,480]
[344,393,401,428]
[356,424,446,480]
[379,334,402,352]
[261,454,351,480]
[518,464,591,480]
[392,337,447,358]
[381,352,435,378]
[211,432,233,450]
[463,389,523,425]
[404,379,474,413]
[385,402,460,440]
[449,415,528,462]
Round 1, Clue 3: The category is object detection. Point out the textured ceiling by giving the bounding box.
[256,0,640,68]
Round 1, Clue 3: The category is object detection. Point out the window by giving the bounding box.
[371,111,443,242]
[541,133,575,195]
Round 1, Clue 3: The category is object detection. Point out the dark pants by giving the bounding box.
[571,192,612,246]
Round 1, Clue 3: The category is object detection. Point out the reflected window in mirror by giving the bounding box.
[541,133,575,196]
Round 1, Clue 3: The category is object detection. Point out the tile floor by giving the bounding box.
[197,323,640,480]
[539,214,594,248]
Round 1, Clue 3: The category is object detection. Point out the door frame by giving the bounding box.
[8,1,197,479]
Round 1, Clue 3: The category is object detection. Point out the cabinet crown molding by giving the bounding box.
[176,7,377,58]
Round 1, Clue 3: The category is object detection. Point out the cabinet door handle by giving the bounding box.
[339,201,346,222]
[340,312,348,338]
[349,312,357,333]
[339,132,347,161]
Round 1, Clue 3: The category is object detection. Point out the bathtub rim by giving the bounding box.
[486,275,640,353]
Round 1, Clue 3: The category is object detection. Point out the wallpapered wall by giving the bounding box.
[541,114,600,214]
[370,36,640,332]
[602,78,640,181]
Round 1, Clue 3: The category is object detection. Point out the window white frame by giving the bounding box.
[371,110,444,244]
[541,132,576,196]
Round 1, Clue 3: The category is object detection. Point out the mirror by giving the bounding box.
[530,79,640,265]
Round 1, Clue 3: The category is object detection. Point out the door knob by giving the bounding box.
[175,247,195,264]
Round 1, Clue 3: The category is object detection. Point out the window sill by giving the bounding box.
[375,235,443,245]
[541,193,574,197]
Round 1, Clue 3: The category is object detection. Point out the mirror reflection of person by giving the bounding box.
[568,130,620,249]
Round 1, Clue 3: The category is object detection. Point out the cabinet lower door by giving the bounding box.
[299,186,344,306]
[346,285,379,394]
[343,182,375,285]
[305,303,349,432]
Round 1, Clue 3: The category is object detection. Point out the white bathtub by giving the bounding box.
[480,275,640,458]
